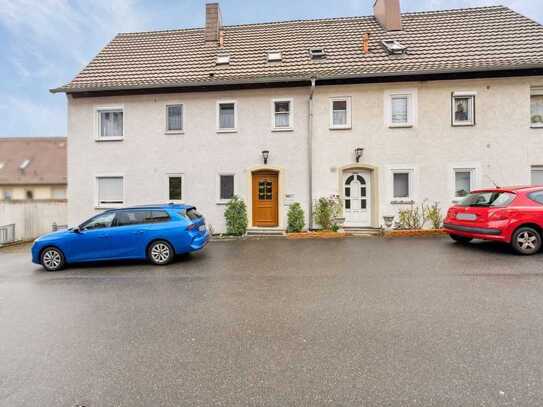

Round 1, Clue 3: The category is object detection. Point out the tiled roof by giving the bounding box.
[0,138,67,185]
[53,6,543,93]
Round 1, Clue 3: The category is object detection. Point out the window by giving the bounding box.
[52,187,66,199]
[452,93,475,126]
[146,210,170,223]
[168,175,183,201]
[96,176,124,207]
[26,190,33,200]
[115,210,170,227]
[454,169,474,198]
[459,191,516,208]
[267,51,282,62]
[382,40,408,54]
[3,190,12,200]
[531,166,543,185]
[166,104,183,132]
[217,101,237,131]
[393,173,409,199]
[330,97,351,129]
[81,212,116,230]
[219,174,234,202]
[309,48,326,59]
[531,87,543,128]
[529,190,543,205]
[216,55,230,65]
[385,90,416,128]
[272,99,292,130]
[97,108,123,139]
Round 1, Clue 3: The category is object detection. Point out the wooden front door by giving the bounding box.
[252,172,279,227]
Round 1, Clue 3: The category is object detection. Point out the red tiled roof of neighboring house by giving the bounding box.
[0,138,67,185]
[52,6,543,93]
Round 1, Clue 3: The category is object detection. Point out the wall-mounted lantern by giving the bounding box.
[262,150,270,165]
[354,147,364,163]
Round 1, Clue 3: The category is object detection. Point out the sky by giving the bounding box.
[0,0,541,138]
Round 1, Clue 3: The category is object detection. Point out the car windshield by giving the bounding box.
[458,191,516,207]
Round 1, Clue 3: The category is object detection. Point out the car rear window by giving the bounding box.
[145,210,170,223]
[182,208,203,221]
[458,191,516,207]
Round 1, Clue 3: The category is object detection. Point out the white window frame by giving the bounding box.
[271,98,293,131]
[329,97,352,130]
[217,173,236,204]
[165,103,184,134]
[95,174,125,209]
[387,165,416,203]
[384,89,417,128]
[530,87,543,128]
[451,91,476,127]
[449,164,480,202]
[167,173,184,202]
[216,100,238,133]
[95,105,124,142]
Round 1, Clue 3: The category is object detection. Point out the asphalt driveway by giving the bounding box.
[1,237,543,406]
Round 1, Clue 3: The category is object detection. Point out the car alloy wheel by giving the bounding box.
[512,227,541,255]
[41,248,64,271]
[149,241,174,265]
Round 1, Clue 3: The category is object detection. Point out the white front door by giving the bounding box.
[343,171,371,227]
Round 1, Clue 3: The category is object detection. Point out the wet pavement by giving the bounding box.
[1,237,543,406]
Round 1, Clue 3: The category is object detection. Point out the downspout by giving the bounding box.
[308,77,316,230]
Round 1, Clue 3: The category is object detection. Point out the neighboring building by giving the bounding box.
[52,1,543,232]
[0,138,67,201]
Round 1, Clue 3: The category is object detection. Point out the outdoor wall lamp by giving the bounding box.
[354,147,364,163]
[262,150,270,164]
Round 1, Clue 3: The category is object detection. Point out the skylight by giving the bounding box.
[309,48,326,59]
[216,55,230,65]
[382,40,408,54]
[267,51,282,62]
[20,159,31,170]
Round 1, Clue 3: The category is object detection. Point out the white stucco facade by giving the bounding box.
[67,76,543,231]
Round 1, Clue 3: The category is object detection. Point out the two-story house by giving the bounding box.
[52,0,543,233]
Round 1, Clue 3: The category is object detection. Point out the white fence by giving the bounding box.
[0,200,68,242]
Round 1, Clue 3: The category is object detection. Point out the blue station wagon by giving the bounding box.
[32,204,209,271]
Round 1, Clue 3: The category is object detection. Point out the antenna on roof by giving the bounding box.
[485,174,500,189]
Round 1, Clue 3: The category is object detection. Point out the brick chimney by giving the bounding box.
[373,0,402,31]
[205,3,222,43]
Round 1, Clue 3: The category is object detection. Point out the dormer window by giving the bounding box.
[216,55,230,65]
[382,40,407,54]
[309,48,326,59]
[267,51,282,62]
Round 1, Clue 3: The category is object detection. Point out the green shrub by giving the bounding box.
[224,195,248,236]
[396,203,425,230]
[424,201,443,229]
[314,196,342,231]
[287,202,305,233]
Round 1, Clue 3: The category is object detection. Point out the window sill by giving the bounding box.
[217,129,238,133]
[330,126,352,131]
[391,199,415,205]
[95,204,124,210]
[95,137,124,142]
[531,125,543,129]
[165,130,184,135]
[216,201,231,205]
[271,128,293,132]
[452,122,475,127]
[388,124,413,129]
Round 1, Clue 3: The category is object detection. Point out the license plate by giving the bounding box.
[456,213,477,221]
[198,225,207,232]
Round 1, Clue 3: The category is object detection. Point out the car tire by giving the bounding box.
[147,240,175,265]
[40,247,66,271]
[449,234,473,244]
[512,227,542,255]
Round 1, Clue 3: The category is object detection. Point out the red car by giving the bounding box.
[444,186,543,255]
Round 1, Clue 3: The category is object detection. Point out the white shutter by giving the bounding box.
[98,177,124,204]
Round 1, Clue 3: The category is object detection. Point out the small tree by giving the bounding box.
[314,196,342,231]
[224,195,248,236]
[287,202,305,233]
[424,201,443,229]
